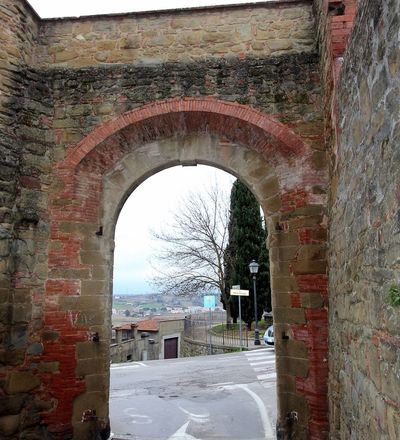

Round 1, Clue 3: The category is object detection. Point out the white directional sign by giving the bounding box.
[230,289,249,296]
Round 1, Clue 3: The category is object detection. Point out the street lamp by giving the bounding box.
[249,260,261,346]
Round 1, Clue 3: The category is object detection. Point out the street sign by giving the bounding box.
[203,295,216,308]
[232,285,240,290]
[230,289,249,296]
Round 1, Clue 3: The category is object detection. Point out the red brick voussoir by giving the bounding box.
[59,97,309,169]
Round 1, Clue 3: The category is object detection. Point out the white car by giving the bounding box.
[263,325,274,345]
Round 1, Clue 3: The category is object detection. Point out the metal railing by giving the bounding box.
[184,312,250,348]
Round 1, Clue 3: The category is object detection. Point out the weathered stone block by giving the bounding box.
[299,292,324,308]
[6,372,41,394]
[76,311,106,326]
[276,338,308,359]
[81,280,107,296]
[38,361,59,373]
[80,251,106,266]
[292,259,327,275]
[276,373,296,394]
[271,276,298,293]
[274,307,306,324]
[85,374,108,392]
[0,414,21,436]
[75,359,106,377]
[12,304,32,323]
[76,341,107,359]
[0,395,26,416]
[278,390,309,425]
[268,39,293,52]
[273,292,291,308]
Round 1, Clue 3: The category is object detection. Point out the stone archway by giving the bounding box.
[46,98,328,439]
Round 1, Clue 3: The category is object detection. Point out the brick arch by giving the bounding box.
[47,100,328,440]
[61,97,309,170]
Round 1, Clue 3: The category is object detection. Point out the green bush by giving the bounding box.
[386,285,400,307]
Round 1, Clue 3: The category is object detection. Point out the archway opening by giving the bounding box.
[109,163,276,439]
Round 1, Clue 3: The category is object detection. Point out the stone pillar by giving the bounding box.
[0,2,47,439]
[268,205,328,439]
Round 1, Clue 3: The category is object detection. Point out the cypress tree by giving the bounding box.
[223,180,271,328]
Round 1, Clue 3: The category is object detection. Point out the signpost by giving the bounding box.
[203,295,216,309]
[230,286,249,349]
[203,295,216,355]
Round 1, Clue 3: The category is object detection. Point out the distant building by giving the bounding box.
[110,317,185,362]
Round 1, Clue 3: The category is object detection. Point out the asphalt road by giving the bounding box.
[110,347,276,440]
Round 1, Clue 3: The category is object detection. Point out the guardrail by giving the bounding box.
[184,312,250,349]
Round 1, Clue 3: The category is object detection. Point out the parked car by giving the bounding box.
[263,325,274,345]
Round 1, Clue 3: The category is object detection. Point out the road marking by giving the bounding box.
[253,366,275,372]
[246,356,272,362]
[246,353,272,361]
[111,363,148,370]
[179,406,210,424]
[123,408,152,425]
[110,365,140,370]
[250,360,275,366]
[223,355,244,359]
[245,349,271,356]
[167,421,199,439]
[257,373,277,380]
[251,358,275,363]
[221,384,274,438]
[208,381,234,387]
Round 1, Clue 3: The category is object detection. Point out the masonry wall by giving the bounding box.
[110,336,150,363]
[0,0,38,355]
[0,1,331,439]
[49,53,322,149]
[110,338,148,363]
[313,0,357,165]
[328,0,400,438]
[181,337,240,357]
[36,0,315,68]
[0,2,56,438]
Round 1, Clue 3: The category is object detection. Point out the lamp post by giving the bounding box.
[249,260,261,346]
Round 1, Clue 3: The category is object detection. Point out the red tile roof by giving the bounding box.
[114,323,137,331]
[137,319,159,332]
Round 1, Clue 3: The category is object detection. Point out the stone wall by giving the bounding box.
[0,1,333,439]
[37,1,315,68]
[328,0,400,438]
[49,53,323,155]
[181,337,240,357]
[0,2,55,438]
[110,338,148,363]
[0,0,38,353]
[312,0,357,165]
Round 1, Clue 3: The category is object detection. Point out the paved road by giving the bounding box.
[109,347,276,440]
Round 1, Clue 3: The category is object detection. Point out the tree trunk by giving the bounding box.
[225,301,233,325]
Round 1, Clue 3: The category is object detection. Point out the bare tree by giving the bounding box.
[150,183,234,322]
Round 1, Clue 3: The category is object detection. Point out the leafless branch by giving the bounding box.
[150,182,230,304]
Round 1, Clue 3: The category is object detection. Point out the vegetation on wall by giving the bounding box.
[386,285,400,307]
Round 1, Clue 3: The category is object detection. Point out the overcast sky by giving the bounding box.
[28,0,270,18]
[29,0,261,295]
[114,166,235,295]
